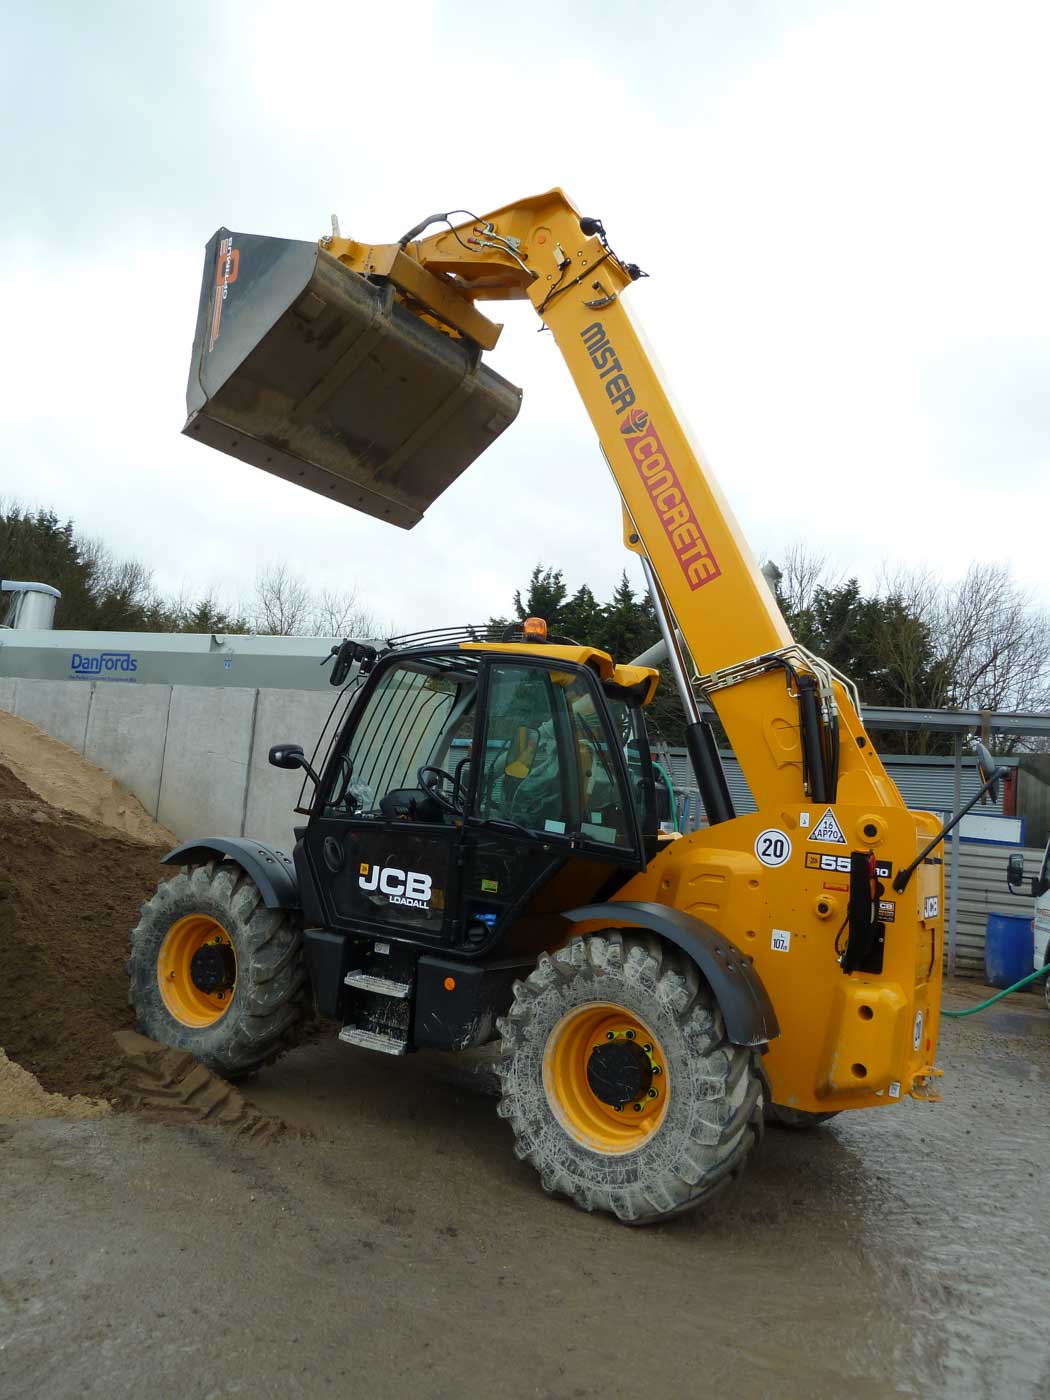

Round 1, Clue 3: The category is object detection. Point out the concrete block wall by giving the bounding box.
[243,689,336,848]
[0,678,337,851]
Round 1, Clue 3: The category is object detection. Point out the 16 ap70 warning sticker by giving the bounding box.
[755,829,792,867]
[808,808,847,844]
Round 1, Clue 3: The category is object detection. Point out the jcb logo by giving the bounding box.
[358,864,433,909]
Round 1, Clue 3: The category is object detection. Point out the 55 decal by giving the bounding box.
[806,852,853,874]
[806,853,893,878]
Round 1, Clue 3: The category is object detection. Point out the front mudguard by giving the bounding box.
[562,900,779,1048]
[162,837,299,910]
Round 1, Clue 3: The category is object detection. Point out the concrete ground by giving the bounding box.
[2,985,1048,1400]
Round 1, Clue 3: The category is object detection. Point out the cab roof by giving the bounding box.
[459,641,660,705]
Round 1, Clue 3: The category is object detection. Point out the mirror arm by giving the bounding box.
[297,758,323,789]
[893,766,1008,893]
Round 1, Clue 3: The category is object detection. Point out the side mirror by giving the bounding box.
[269,742,324,792]
[326,638,378,688]
[1006,852,1025,889]
[269,743,306,771]
[972,738,1003,804]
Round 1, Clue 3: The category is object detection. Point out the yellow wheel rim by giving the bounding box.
[158,914,237,1028]
[542,1003,670,1155]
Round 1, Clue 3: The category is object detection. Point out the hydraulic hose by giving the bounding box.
[652,761,678,829]
[941,962,1050,1018]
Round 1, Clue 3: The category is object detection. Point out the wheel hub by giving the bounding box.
[157,914,238,1028]
[586,1038,654,1107]
[543,1004,669,1155]
[189,941,237,996]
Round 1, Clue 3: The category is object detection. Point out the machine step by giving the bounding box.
[338,1024,409,1056]
[344,970,413,999]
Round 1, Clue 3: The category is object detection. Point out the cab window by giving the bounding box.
[603,693,658,837]
[324,656,478,820]
[476,664,569,835]
[562,676,633,849]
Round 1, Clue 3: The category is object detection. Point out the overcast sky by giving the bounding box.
[2,0,1047,634]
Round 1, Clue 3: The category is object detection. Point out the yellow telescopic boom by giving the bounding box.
[186,189,900,815]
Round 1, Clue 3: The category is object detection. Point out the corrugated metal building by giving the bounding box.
[658,750,1011,828]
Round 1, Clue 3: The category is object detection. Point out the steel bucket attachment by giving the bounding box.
[184,229,522,529]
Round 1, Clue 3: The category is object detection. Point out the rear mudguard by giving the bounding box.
[162,838,299,910]
[562,901,779,1048]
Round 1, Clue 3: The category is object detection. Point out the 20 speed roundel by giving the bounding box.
[754,829,791,868]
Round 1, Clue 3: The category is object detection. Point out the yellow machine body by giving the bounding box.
[185,188,944,1113]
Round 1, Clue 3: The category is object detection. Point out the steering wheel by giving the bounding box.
[417,765,464,815]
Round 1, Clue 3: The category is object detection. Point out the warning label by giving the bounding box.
[808,808,847,845]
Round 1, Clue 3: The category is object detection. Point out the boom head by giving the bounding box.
[184,228,522,529]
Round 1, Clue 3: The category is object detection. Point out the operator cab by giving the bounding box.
[295,633,660,958]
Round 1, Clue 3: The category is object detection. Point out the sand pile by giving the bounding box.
[0,772,169,1097]
[0,709,174,846]
[0,729,290,1132]
[0,1048,109,1120]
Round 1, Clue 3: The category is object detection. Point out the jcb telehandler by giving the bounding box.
[129,190,948,1223]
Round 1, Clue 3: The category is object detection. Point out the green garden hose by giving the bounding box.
[941,962,1050,1018]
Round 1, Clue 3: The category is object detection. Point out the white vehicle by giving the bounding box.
[1007,844,1050,1006]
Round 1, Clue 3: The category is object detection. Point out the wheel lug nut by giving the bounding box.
[625,1029,636,1040]
[647,1088,658,1099]
[633,1102,643,1112]
[614,1104,623,1112]
[643,1043,652,1054]
[606,1031,615,1040]
[652,1065,662,1076]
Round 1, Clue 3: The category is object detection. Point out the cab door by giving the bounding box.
[458,657,646,953]
[303,652,480,945]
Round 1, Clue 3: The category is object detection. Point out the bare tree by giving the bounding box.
[248,562,313,636]
[776,542,840,616]
[246,563,385,638]
[883,561,1050,749]
[310,588,381,638]
[937,562,1050,714]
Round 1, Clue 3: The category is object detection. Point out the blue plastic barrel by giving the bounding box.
[984,913,1032,988]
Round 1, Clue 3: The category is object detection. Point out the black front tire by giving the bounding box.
[128,860,306,1079]
[496,930,765,1225]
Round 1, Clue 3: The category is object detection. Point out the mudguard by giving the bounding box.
[562,900,779,1047]
[162,838,299,910]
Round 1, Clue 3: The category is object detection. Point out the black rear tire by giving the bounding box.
[128,860,306,1079]
[765,1105,840,1129]
[496,930,764,1225]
